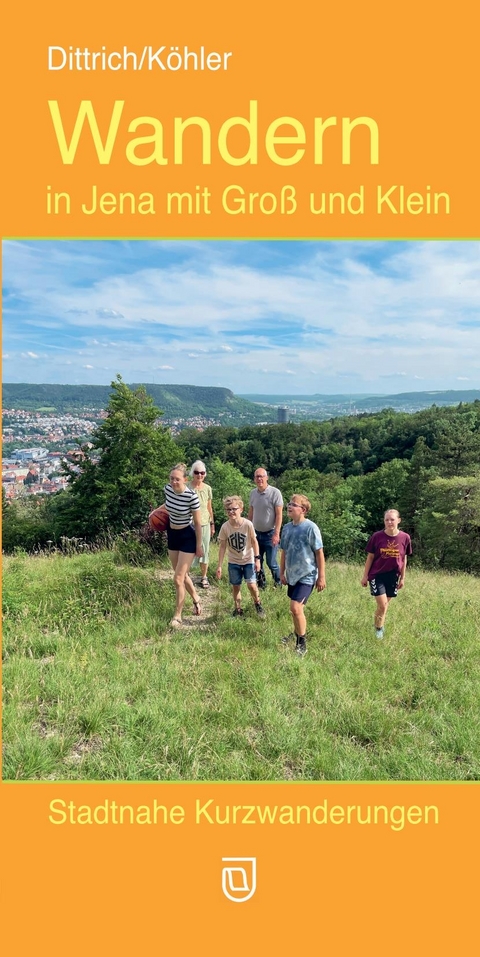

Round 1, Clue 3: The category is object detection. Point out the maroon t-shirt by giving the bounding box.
[366,530,412,579]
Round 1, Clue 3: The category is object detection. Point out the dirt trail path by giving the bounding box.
[153,567,221,631]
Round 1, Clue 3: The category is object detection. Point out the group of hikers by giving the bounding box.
[157,461,412,657]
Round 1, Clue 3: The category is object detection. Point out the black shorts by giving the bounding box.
[287,581,315,604]
[369,571,399,598]
[167,524,196,554]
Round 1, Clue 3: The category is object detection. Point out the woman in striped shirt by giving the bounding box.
[164,463,203,627]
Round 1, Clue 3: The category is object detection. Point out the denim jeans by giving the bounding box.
[255,528,281,584]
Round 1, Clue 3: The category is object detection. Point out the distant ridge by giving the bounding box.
[240,389,480,412]
[4,384,479,422]
[2,382,274,422]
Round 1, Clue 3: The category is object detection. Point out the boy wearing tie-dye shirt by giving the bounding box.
[279,494,326,658]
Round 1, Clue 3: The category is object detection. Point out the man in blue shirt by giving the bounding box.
[280,494,326,657]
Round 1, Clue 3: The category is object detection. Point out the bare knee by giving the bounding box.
[290,600,304,617]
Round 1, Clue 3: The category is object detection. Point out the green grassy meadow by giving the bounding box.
[2,546,480,781]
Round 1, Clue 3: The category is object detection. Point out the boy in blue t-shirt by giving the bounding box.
[279,494,326,657]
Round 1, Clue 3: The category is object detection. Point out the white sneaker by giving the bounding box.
[375,627,384,639]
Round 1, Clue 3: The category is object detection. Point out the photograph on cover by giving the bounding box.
[2,239,480,782]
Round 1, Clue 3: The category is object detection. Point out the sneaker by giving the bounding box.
[255,602,266,619]
[232,607,244,618]
[295,637,307,657]
[273,581,283,588]
[375,627,384,639]
[281,632,295,646]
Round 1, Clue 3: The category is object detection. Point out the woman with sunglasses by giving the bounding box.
[188,460,215,588]
[164,462,203,627]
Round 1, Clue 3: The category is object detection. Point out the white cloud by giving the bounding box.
[3,240,480,392]
[96,308,124,319]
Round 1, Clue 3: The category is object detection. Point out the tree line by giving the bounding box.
[2,381,273,421]
[3,378,480,573]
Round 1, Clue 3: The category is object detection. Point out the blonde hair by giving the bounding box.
[384,508,400,518]
[170,462,188,478]
[223,495,244,511]
[290,494,311,514]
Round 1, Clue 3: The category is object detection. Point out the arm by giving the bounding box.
[361,552,374,587]
[216,540,227,579]
[279,547,287,585]
[315,548,326,591]
[272,504,283,546]
[207,497,215,535]
[398,555,407,588]
[251,530,261,575]
[192,507,203,557]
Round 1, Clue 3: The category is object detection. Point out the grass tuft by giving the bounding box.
[2,547,480,781]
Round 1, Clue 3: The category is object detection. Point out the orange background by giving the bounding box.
[0,782,478,954]
[1,0,479,238]
[1,1,479,953]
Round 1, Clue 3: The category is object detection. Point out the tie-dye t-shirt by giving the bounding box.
[280,519,323,585]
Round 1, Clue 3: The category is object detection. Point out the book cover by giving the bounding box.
[1,1,478,953]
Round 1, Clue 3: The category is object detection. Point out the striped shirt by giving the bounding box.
[163,484,200,527]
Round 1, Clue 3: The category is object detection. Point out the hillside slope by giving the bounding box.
[3,548,479,782]
[2,382,274,421]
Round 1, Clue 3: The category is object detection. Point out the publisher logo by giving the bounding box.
[221,857,257,903]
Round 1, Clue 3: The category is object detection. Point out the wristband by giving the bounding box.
[254,555,261,560]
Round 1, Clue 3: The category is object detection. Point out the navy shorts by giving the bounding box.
[287,581,315,604]
[369,571,399,598]
[228,562,256,585]
[167,524,196,554]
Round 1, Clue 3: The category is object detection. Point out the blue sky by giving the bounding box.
[2,240,479,394]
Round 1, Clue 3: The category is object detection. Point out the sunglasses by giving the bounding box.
[287,501,304,508]
[194,470,206,475]
[226,507,240,512]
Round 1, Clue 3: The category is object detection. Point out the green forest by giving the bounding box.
[3,378,480,573]
[3,378,480,783]
[2,381,274,422]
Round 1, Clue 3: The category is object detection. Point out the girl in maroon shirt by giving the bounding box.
[361,509,412,639]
